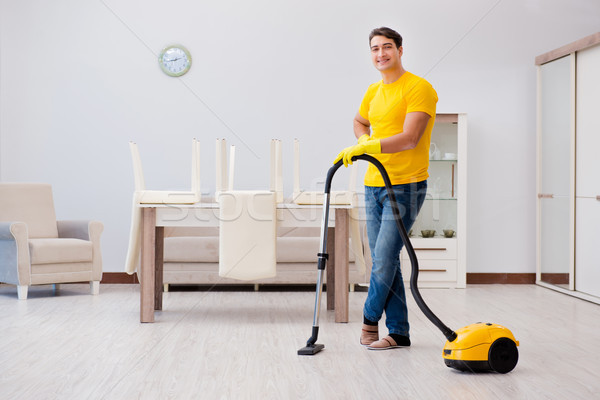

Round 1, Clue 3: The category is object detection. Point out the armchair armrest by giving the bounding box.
[0,222,31,285]
[57,220,100,241]
[57,220,104,281]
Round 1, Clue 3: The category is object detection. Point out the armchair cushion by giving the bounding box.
[28,238,93,264]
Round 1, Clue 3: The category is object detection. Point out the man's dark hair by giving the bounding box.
[369,27,403,48]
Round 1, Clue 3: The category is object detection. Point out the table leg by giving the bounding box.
[334,209,349,323]
[140,207,156,323]
[154,226,164,311]
[326,226,335,310]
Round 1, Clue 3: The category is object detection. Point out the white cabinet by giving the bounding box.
[401,238,458,285]
[399,113,467,288]
[536,32,600,304]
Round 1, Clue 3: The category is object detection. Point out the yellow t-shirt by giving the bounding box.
[359,71,438,186]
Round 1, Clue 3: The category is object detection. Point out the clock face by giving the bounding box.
[159,45,192,77]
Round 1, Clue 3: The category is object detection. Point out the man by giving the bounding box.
[334,27,437,350]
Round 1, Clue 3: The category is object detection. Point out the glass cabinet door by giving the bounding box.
[538,55,574,289]
[411,121,458,238]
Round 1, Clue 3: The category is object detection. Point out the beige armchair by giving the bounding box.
[0,183,103,299]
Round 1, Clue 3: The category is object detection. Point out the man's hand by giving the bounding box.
[333,139,381,167]
[357,134,370,144]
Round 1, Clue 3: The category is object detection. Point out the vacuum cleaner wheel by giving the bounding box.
[488,337,519,373]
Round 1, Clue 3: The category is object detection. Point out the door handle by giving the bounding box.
[538,193,554,199]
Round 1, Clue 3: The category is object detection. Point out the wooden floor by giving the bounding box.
[1,283,599,399]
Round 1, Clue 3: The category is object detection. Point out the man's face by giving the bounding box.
[370,35,402,72]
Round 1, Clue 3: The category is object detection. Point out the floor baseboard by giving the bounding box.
[100,272,536,285]
[466,273,535,284]
[101,272,139,284]
[540,273,569,285]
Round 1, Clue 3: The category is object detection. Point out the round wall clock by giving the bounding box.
[158,45,192,77]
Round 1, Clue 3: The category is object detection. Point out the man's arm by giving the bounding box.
[353,112,371,140]
[334,110,431,166]
[380,111,431,153]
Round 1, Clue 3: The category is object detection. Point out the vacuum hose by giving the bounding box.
[331,155,457,342]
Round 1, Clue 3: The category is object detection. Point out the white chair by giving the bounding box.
[129,139,201,204]
[125,139,201,275]
[216,139,277,280]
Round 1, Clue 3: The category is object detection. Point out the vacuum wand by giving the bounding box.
[297,189,332,355]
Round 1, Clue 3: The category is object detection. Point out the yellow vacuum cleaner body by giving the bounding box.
[443,322,519,373]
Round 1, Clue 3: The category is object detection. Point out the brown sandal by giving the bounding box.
[360,324,379,346]
[367,335,405,350]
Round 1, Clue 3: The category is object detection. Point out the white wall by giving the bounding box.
[1,0,599,273]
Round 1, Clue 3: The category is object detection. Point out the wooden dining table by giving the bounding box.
[138,201,353,323]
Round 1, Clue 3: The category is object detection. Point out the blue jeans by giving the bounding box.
[363,181,427,337]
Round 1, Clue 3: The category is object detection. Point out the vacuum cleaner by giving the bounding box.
[298,155,519,374]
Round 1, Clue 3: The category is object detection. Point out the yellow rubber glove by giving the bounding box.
[333,139,381,167]
[357,134,370,144]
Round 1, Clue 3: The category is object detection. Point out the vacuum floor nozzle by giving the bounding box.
[297,344,324,355]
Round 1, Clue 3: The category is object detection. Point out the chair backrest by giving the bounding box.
[215,138,227,192]
[228,145,235,191]
[0,183,59,238]
[293,138,301,195]
[270,139,283,202]
[129,142,146,191]
[215,138,235,192]
[130,139,201,193]
[191,138,201,193]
